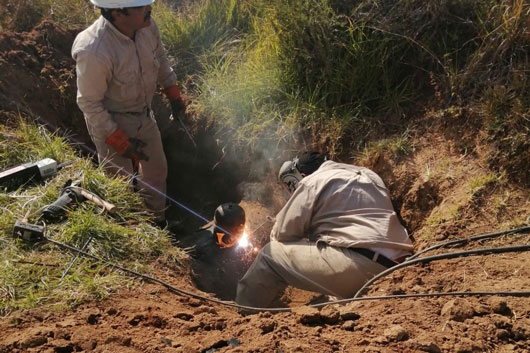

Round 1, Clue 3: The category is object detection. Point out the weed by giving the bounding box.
[0,119,186,313]
[469,172,501,196]
[358,129,414,165]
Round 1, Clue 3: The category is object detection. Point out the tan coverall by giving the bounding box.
[236,161,414,308]
[72,16,177,220]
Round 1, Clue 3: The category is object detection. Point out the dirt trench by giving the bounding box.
[0,19,284,302]
[1,20,530,353]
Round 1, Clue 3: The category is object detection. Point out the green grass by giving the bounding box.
[0,117,186,314]
[357,129,415,165]
[2,0,526,182]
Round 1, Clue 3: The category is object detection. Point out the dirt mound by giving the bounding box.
[2,248,530,353]
[0,21,92,149]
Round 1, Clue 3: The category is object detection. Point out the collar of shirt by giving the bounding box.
[101,16,138,42]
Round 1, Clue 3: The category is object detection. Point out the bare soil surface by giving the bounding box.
[1,21,530,353]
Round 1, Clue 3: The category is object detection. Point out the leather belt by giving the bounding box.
[352,248,397,268]
[110,108,150,116]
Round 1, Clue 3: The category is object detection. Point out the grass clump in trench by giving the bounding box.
[0,117,186,315]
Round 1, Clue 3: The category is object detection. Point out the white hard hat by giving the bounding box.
[90,0,154,8]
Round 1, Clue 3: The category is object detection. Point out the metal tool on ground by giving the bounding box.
[41,179,116,222]
[170,113,196,149]
[0,158,72,190]
[60,236,93,281]
[12,220,45,242]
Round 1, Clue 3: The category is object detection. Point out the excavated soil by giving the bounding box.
[1,21,530,353]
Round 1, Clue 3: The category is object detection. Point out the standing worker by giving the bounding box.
[72,0,186,225]
[236,151,414,308]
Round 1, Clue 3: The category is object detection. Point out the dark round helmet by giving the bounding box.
[214,203,245,231]
[296,151,326,175]
[213,203,246,248]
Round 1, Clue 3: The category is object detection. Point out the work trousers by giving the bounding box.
[235,240,387,308]
[88,110,168,221]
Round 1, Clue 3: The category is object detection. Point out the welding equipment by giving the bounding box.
[0,158,71,191]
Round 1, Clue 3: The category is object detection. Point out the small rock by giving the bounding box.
[488,298,511,315]
[87,313,99,325]
[493,315,512,329]
[53,343,74,353]
[383,325,409,342]
[320,305,340,325]
[193,306,217,315]
[412,340,442,353]
[259,311,272,318]
[455,338,483,353]
[174,311,194,321]
[106,308,117,316]
[148,315,167,328]
[122,337,132,346]
[339,307,360,321]
[161,337,172,346]
[128,314,144,326]
[497,329,511,340]
[21,335,47,349]
[293,306,320,325]
[441,299,475,322]
[227,338,240,347]
[342,320,355,331]
[512,321,530,340]
[472,303,489,316]
[259,319,277,334]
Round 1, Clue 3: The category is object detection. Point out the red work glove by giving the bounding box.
[163,85,186,120]
[105,128,149,169]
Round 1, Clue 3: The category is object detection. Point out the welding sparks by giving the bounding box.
[238,231,250,248]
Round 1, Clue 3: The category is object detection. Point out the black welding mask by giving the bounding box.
[213,203,246,248]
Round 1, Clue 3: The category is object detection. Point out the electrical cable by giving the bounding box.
[354,243,530,299]
[43,236,530,313]
[408,225,530,260]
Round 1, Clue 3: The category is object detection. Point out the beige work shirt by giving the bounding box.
[72,16,177,137]
[270,161,413,260]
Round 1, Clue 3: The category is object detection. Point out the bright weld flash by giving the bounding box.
[238,231,250,248]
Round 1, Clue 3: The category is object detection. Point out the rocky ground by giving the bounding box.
[1,21,529,353]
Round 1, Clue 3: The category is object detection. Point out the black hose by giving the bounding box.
[45,237,530,313]
[408,225,530,260]
[353,243,530,298]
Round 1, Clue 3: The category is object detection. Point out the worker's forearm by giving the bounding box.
[76,97,116,137]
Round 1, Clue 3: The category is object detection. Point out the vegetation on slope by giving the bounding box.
[0,117,185,314]
[1,0,527,184]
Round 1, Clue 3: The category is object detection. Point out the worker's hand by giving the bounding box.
[105,128,149,169]
[163,84,187,121]
[170,98,186,121]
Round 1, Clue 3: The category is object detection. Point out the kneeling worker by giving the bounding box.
[178,203,247,300]
[236,151,413,308]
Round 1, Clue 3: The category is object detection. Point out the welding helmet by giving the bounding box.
[278,158,303,194]
[90,0,154,8]
[213,203,246,248]
[279,151,327,193]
